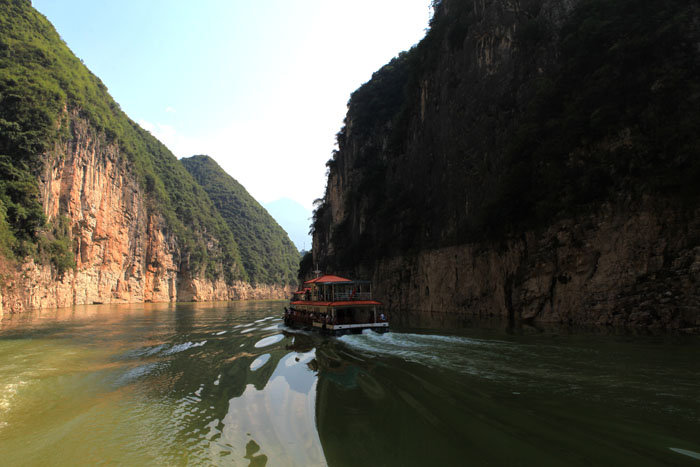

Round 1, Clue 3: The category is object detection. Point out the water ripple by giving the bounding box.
[164,340,207,355]
[254,335,284,348]
[250,354,271,371]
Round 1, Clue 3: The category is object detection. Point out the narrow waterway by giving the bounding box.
[0,302,698,466]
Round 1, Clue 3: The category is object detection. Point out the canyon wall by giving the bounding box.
[0,117,290,314]
[370,199,700,330]
[312,0,700,329]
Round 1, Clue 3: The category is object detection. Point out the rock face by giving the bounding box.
[312,0,700,329]
[0,117,290,314]
[371,200,700,329]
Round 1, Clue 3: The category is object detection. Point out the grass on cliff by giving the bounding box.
[182,155,299,285]
[0,0,247,282]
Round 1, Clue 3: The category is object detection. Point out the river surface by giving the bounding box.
[0,301,699,466]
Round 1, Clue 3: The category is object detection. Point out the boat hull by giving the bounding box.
[283,313,389,335]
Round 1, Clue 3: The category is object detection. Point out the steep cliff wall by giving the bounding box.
[372,199,700,329]
[312,0,700,329]
[0,115,290,313]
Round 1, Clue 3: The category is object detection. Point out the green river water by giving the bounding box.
[0,301,699,466]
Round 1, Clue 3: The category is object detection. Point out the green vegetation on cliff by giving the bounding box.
[0,0,247,281]
[315,0,700,271]
[181,155,298,285]
[491,0,700,235]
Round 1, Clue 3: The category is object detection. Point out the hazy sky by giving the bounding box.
[33,0,432,210]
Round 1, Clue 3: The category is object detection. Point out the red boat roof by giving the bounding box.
[303,275,352,284]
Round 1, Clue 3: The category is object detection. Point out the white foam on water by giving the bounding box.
[339,330,498,354]
[338,331,515,378]
[253,317,275,323]
[213,331,227,336]
[121,343,166,359]
[670,448,700,460]
[164,340,207,355]
[144,344,167,356]
[115,362,160,386]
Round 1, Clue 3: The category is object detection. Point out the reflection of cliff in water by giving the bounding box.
[313,339,411,466]
[312,335,495,466]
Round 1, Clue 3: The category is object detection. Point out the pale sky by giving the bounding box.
[33,0,432,210]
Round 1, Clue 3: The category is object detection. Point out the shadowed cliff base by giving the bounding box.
[390,309,700,337]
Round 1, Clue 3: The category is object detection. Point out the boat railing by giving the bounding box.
[333,292,372,301]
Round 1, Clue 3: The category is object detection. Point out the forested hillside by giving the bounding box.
[181,155,299,285]
[0,0,293,311]
[0,0,251,282]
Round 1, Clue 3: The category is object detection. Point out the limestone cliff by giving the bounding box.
[369,199,700,330]
[0,115,290,314]
[312,0,700,330]
[0,2,293,314]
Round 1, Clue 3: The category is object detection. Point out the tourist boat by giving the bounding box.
[283,274,388,335]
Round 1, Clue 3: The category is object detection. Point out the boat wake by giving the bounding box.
[163,340,208,355]
[338,331,516,380]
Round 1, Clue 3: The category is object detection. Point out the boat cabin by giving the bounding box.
[295,275,372,302]
[285,274,387,334]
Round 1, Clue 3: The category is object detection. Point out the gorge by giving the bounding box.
[1,0,698,330]
[310,0,700,330]
[2,1,700,464]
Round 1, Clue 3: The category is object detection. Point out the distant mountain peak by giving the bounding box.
[181,155,300,285]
